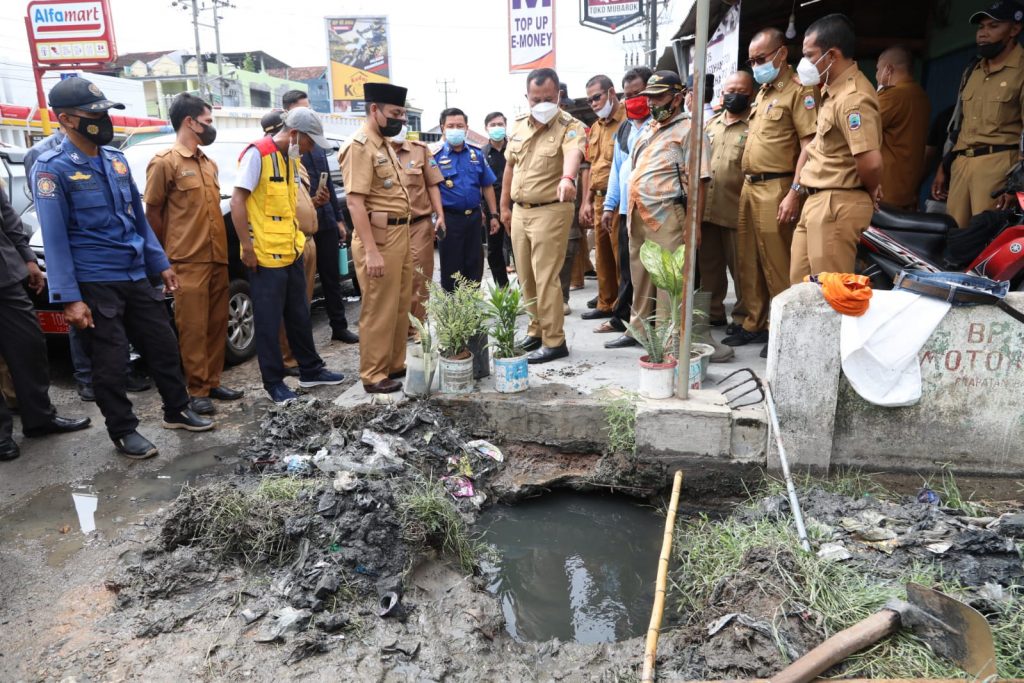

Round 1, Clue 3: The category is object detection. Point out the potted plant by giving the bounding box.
[637,240,712,392]
[426,276,487,394]
[486,283,532,393]
[406,314,438,396]
[628,315,678,399]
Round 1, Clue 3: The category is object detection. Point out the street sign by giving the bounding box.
[579,0,645,34]
[26,0,118,66]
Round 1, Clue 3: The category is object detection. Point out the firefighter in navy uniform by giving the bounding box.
[32,77,213,460]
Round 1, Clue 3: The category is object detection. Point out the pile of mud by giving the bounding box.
[109,399,505,656]
[658,486,1024,679]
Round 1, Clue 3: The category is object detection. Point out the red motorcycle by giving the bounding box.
[857,173,1024,291]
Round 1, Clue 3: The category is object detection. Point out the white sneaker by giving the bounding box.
[564,303,571,315]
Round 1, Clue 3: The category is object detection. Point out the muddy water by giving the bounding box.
[0,446,237,566]
[481,491,663,644]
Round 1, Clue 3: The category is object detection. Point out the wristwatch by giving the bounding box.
[791,182,804,195]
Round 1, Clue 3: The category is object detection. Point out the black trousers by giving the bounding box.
[79,280,190,439]
[313,228,349,332]
[613,217,633,322]
[486,221,511,288]
[249,258,324,388]
[0,281,56,441]
[439,208,484,292]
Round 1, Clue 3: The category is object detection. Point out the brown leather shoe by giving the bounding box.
[363,378,403,394]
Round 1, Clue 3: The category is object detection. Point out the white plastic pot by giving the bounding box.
[688,351,702,391]
[638,354,677,399]
[493,354,529,393]
[405,347,438,396]
[691,342,715,383]
[439,353,474,394]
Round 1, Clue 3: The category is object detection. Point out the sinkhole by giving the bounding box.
[479,491,664,644]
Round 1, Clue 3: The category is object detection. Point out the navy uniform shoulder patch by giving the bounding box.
[35,172,57,198]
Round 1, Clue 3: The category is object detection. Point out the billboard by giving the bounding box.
[692,0,740,106]
[508,0,555,74]
[326,16,390,113]
[26,0,117,65]
[579,0,644,34]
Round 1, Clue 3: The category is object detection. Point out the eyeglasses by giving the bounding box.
[747,46,782,67]
[587,90,609,104]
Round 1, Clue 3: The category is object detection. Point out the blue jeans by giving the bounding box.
[249,257,324,387]
[68,325,92,385]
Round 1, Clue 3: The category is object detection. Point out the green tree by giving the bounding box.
[241,52,256,72]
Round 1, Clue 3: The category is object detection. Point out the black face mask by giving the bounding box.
[376,111,404,137]
[195,121,217,146]
[722,92,750,114]
[75,113,114,147]
[978,40,1007,60]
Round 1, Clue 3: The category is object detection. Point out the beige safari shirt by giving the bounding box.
[338,122,410,216]
[703,110,750,228]
[742,64,819,174]
[505,110,586,204]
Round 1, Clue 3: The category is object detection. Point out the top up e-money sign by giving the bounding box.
[508,0,556,73]
[27,0,118,65]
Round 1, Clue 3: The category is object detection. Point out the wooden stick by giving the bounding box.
[642,469,684,682]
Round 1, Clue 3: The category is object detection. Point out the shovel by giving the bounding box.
[770,583,997,683]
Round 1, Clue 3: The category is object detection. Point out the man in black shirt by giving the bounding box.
[481,111,512,287]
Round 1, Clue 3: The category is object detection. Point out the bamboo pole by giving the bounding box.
[642,469,684,682]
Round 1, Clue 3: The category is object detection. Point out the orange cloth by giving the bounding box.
[804,272,872,316]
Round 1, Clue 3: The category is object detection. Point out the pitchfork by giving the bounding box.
[715,368,765,409]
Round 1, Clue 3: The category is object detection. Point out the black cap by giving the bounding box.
[48,77,125,111]
[363,82,407,107]
[640,71,685,96]
[970,0,1024,23]
[260,109,284,135]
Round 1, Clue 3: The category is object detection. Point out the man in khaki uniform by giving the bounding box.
[579,74,627,320]
[390,127,444,335]
[875,46,931,210]
[703,71,753,335]
[727,27,818,354]
[499,67,585,364]
[144,93,243,415]
[340,83,414,393]
[933,1,1024,228]
[791,13,883,281]
[625,71,710,335]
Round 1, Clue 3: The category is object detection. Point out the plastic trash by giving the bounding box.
[253,606,312,642]
[917,488,940,505]
[465,439,503,462]
[378,591,401,618]
[333,470,359,492]
[441,475,474,498]
[285,455,312,475]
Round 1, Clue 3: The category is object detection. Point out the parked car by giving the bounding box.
[23,128,355,365]
[0,143,34,218]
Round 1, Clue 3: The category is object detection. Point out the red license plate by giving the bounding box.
[37,310,69,334]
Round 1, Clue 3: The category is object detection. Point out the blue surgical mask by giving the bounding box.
[445,128,467,146]
[753,62,780,85]
[488,126,506,141]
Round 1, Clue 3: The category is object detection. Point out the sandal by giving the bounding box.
[594,320,623,333]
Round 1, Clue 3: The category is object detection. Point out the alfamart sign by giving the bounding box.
[27,0,117,64]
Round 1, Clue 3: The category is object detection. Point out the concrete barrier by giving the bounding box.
[768,283,1024,476]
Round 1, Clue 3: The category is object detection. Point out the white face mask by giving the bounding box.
[391,124,408,142]
[288,133,301,159]
[531,101,558,124]
[596,97,613,119]
[797,52,831,87]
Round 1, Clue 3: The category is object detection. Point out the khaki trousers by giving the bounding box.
[737,177,795,333]
[594,196,621,311]
[408,216,435,333]
[627,205,686,334]
[172,261,229,396]
[790,189,874,283]
[281,238,317,369]
[947,149,1017,229]
[698,222,745,325]
[352,225,413,385]
[511,202,574,347]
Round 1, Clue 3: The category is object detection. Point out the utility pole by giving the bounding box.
[436,78,457,110]
[648,0,657,69]
[189,0,208,99]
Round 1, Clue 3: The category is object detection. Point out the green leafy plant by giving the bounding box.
[425,275,488,359]
[639,240,686,331]
[627,314,677,364]
[398,476,488,573]
[486,283,532,359]
[408,314,434,356]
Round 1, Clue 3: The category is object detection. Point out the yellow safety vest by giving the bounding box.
[242,138,305,268]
